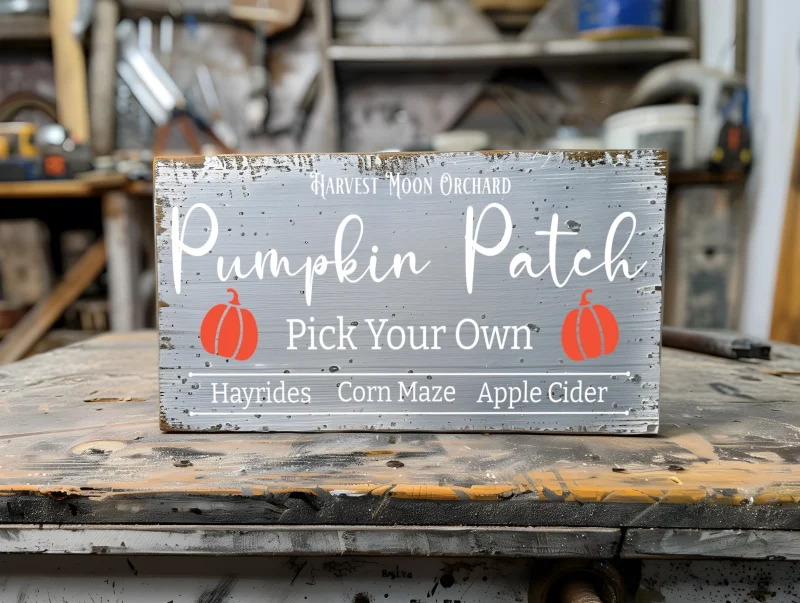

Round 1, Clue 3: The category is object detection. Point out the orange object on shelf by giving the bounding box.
[43,154,67,178]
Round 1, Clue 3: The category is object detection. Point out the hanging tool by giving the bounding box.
[117,19,183,126]
[196,65,239,150]
[137,17,154,144]
[116,19,237,155]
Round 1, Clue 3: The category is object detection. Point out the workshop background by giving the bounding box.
[0,0,796,363]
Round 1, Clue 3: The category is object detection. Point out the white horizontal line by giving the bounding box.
[187,371,631,378]
[188,410,630,416]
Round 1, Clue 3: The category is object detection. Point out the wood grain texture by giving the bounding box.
[623,528,800,559]
[155,151,666,433]
[1,332,800,529]
[0,524,619,557]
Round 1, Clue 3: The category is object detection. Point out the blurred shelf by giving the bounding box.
[669,171,747,186]
[124,179,154,196]
[0,14,50,42]
[327,36,695,68]
[0,172,128,199]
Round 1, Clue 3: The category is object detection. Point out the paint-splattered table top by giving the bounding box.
[1,331,799,539]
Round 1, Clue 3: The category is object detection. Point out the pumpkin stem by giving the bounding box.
[227,288,240,305]
[579,289,592,306]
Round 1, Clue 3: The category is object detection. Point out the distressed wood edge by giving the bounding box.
[1,470,796,505]
[5,493,800,530]
[158,424,658,434]
[153,149,668,171]
[0,524,620,558]
[622,528,800,560]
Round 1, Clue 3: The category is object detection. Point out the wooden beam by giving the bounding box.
[49,0,91,144]
[0,525,620,558]
[89,0,119,155]
[771,113,800,343]
[0,239,106,364]
[103,192,145,331]
[313,0,339,152]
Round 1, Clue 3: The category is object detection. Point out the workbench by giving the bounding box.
[1,331,800,602]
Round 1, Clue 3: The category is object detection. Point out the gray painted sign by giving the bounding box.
[156,151,665,433]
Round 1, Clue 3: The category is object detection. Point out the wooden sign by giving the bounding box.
[156,151,665,433]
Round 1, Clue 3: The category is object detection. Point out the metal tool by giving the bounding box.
[117,19,236,155]
[116,19,185,127]
[138,16,152,51]
[159,15,174,70]
[196,65,239,150]
[662,327,771,361]
[289,73,318,141]
[137,17,155,143]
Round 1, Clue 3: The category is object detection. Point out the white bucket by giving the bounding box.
[604,104,698,170]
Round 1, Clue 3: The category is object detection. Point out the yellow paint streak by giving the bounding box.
[389,485,461,500]
[465,485,519,500]
[4,456,800,505]
[602,489,658,503]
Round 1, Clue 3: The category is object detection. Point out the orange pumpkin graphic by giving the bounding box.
[200,288,258,361]
[561,289,618,361]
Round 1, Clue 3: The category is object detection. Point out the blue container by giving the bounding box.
[578,0,664,39]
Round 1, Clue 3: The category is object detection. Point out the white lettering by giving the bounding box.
[172,203,218,294]
[464,203,512,294]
